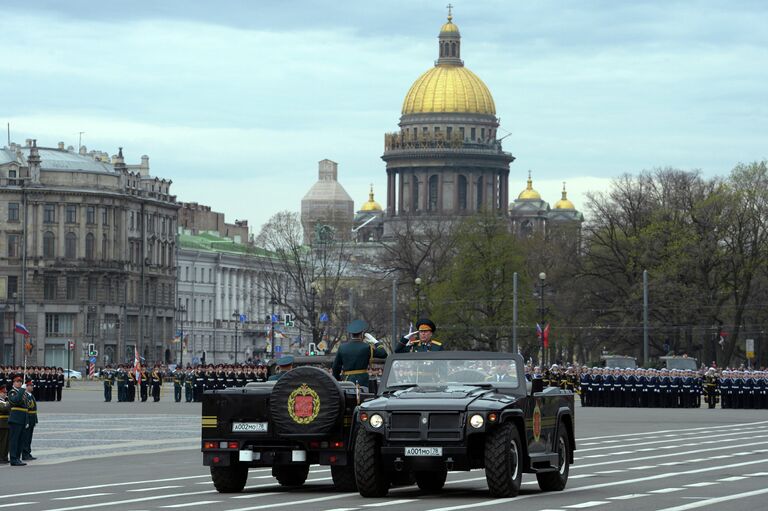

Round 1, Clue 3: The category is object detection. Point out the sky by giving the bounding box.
[2,0,767,233]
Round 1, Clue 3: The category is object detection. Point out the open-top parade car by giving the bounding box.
[354,351,576,497]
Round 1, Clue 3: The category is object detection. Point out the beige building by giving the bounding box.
[301,159,354,244]
[0,139,179,368]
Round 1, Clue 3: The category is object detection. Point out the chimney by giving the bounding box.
[28,139,41,184]
[113,147,127,172]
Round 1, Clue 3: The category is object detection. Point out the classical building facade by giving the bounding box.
[382,12,515,236]
[177,230,298,365]
[0,140,178,368]
[509,172,584,237]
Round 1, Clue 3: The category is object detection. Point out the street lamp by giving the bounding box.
[232,309,240,364]
[538,272,546,365]
[414,277,423,319]
[269,296,279,360]
[310,282,318,347]
[177,305,186,368]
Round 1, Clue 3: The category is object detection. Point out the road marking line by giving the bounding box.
[744,472,768,476]
[564,502,609,508]
[42,489,219,511]
[362,500,416,507]
[607,494,648,500]
[685,482,718,487]
[323,508,360,511]
[595,470,625,474]
[654,486,768,511]
[577,429,768,453]
[127,486,184,492]
[229,494,357,511]
[0,504,37,509]
[13,475,211,498]
[53,494,114,500]
[569,475,596,479]
[649,488,685,493]
[230,492,280,499]
[628,466,655,470]
[717,476,748,482]
[162,502,220,508]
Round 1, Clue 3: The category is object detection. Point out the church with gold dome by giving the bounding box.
[301,9,581,244]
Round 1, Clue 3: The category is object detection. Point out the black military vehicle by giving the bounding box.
[201,356,377,493]
[354,351,575,498]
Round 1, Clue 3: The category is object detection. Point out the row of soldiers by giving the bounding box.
[99,365,165,402]
[0,366,64,401]
[534,365,768,409]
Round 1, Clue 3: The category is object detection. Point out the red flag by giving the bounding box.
[543,323,550,349]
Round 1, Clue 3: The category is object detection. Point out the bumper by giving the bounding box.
[203,446,348,467]
[380,445,473,471]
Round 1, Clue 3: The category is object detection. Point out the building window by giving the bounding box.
[44,276,57,300]
[7,234,20,258]
[8,203,19,221]
[102,207,108,226]
[65,204,77,224]
[130,211,134,230]
[46,313,75,336]
[43,231,55,258]
[66,277,79,300]
[412,177,419,211]
[458,175,467,210]
[428,175,439,211]
[85,233,95,260]
[86,206,96,224]
[470,127,476,140]
[7,276,18,297]
[65,232,77,259]
[446,127,453,139]
[44,204,56,223]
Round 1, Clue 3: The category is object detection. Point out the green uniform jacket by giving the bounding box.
[0,395,9,429]
[8,387,27,425]
[24,392,38,427]
[394,337,445,353]
[332,340,388,387]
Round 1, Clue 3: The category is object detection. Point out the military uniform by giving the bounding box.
[102,368,115,402]
[8,377,27,466]
[394,318,444,353]
[22,383,37,460]
[0,387,9,463]
[173,369,184,402]
[184,369,194,402]
[332,319,388,389]
[150,367,162,402]
[268,356,294,381]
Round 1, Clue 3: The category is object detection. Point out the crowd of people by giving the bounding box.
[0,366,64,401]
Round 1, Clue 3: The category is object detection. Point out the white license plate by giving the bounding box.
[232,422,268,432]
[405,446,443,456]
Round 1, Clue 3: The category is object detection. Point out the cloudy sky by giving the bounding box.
[3,0,766,232]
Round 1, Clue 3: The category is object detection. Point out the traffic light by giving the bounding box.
[88,343,97,356]
[308,342,317,356]
[284,314,294,327]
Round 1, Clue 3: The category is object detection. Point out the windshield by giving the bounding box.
[385,358,520,388]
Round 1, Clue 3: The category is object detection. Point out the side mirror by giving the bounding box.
[531,377,544,395]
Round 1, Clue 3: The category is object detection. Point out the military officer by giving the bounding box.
[102,365,115,402]
[150,365,163,402]
[22,380,37,461]
[0,385,9,463]
[268,356,294,381]
[394,319,444,353]
[333,319,388,389]
[173,367,184,403]
[184,367,194,403]
[8,375,27,466]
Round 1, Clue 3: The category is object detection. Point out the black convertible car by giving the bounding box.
[354,351,576,497]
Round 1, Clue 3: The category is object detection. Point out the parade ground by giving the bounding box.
[4,380,768,511]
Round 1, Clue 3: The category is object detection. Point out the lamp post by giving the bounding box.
[538,272,546,366]
[310,283,318,347]
[232,309,240,364]
[270,296,278,360]
[177,305,186,368]
[414,277,423,320]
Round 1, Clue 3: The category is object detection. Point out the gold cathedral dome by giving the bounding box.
[518,172,542,200]
[401,11,496,116]
[554,182,575,209]
[360,184,383,212]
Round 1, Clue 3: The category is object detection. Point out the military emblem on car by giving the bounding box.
[533,400,542,442]
[288,383,320,424]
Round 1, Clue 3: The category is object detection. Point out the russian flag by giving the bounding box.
[15,322,30,337]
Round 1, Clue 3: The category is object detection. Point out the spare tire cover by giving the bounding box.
[270,366,344,436]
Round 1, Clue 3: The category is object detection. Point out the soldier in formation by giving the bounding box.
[0,365,64,401]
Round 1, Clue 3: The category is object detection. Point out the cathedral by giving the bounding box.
[301,10,582,243]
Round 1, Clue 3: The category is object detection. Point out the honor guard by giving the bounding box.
[184,367,194,402]
[102,366,115,402]
[332,319,388,390]
[8,375,27,466]
[150,365,163,402]
[268,356,294,381]
[0,385,9,463]
[173,367,184,402]
[394,319,444,353]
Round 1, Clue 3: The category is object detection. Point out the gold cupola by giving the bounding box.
[360,184,383,212]
[554,182,575,209]
[518,171,542,200]
[401,8,495,116]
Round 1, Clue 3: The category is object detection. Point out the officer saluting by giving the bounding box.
[394,318,444,353]
[332,319,388,390]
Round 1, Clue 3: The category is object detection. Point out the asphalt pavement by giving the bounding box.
[4,380,768,511]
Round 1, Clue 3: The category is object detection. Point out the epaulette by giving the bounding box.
[431,340,442,346]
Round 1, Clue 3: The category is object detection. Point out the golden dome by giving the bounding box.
[518,172,541,200]
[554,182,575,209]
[402,65,495,115]
[360,184,383,212]
[440,19,459,33]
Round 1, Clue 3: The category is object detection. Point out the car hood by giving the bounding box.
[367,385,493,411]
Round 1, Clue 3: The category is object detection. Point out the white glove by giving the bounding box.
[364,333,380,345]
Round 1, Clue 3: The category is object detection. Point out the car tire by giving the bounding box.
[210,464,248,493]
[536,425,570,491]
[270,367,344,437]
[331,464,358,492]
[485,422,523,498]
[355,429,390,497]
[272,464,309,487]
[415,469,447,492]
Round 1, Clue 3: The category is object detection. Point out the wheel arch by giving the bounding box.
[555,407,575,464]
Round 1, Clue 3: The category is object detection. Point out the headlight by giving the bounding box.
[469,414,484,429]
[369,413,384,428]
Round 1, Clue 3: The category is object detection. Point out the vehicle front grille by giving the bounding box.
[386,412,463,442]
[391,413,420,429]
[430,413,460,429]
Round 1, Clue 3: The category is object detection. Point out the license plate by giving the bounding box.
[405,446,443,456]
[232,422,268,432]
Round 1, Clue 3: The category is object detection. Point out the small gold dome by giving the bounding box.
[554,182,575,209]
[402,65,495,115]
[360,185,383,212]
[518,172,541,200]
[440,20,459,34]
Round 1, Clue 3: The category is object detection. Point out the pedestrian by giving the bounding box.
[7,375,27,466]
[394,318,444,353]
[0,385,9,464]
[22,380,37,461]
[332,319,388,390]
